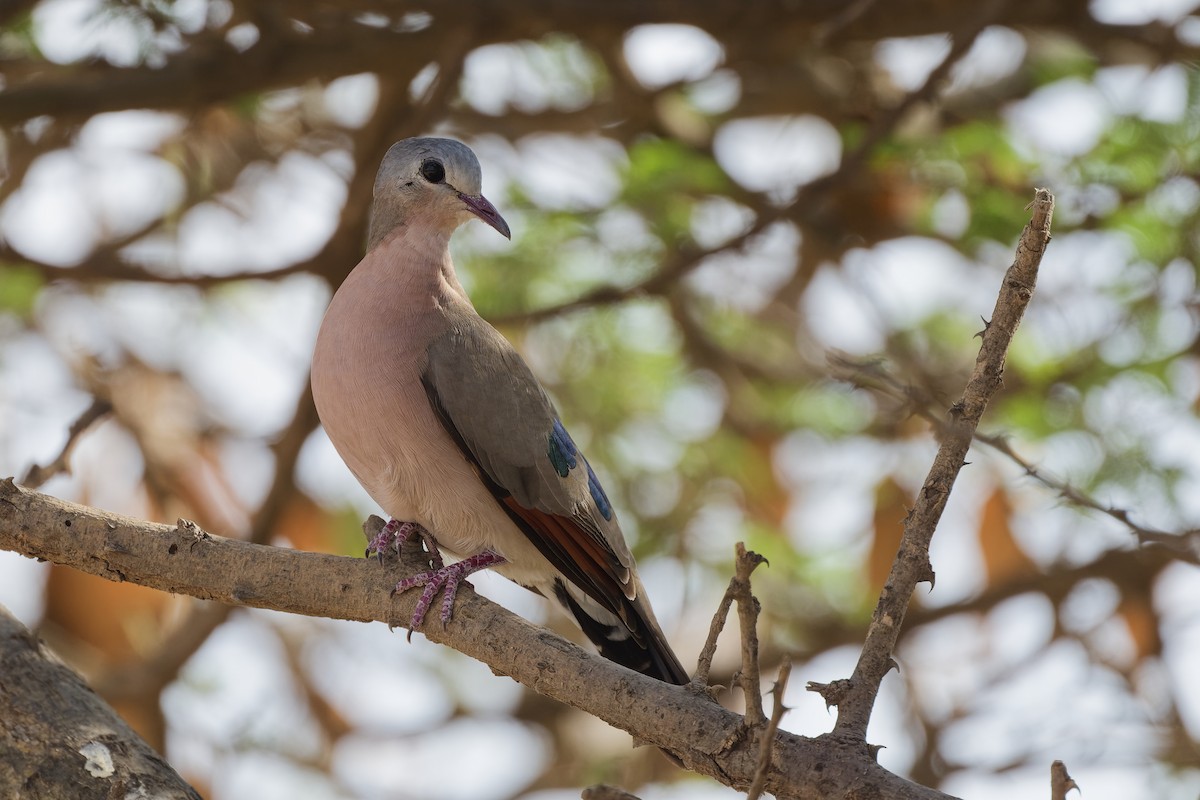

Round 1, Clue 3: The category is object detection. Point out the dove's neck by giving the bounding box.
[356,221,472,312]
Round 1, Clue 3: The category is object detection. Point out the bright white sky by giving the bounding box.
[3,2,1200,798]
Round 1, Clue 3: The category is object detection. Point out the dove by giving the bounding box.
[311,137,688,684]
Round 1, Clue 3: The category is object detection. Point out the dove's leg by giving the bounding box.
[393,550,507,629]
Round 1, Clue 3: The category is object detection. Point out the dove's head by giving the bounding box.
[368,137,511,250]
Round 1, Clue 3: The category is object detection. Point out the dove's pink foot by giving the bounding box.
[366,519,417,561]
[392,550,506,630]
[366,519,445,569]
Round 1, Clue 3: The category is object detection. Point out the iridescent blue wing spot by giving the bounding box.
[547,419,578,478]
[546,419,613,521]
[586,462,613,521]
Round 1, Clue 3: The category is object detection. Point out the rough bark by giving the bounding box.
[0,606,201,800]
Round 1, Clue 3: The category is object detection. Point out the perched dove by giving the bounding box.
[311,137,688,684]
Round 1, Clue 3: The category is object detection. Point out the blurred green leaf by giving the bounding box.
[0,264,44,319]
[1027,40,1097,86]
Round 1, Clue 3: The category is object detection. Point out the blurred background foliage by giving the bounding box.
[2,0,1200,798]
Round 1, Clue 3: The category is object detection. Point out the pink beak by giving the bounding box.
[458,192,511,239]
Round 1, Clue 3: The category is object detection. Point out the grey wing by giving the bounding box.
[421,317,635,603]
[421,315,690,684]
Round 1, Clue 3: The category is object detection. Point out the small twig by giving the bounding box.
[1050,760,1079,800]
[693,542,768,695]
[733,543,769,727]
[16,249,312,287]
[977,430,1200,564]
[828,189,1054,741]
[20,398,111,489]
[693,584,736,688]
[829,355,1200,565]
[747,656,792,800]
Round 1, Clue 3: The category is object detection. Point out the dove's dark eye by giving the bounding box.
[420,159,445,184]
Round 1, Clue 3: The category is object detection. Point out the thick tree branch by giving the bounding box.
[0,0,1150,129]
[0,480,955,800]
[0,605,201,800]
[0,24,442,124]
[826,189,1055,740]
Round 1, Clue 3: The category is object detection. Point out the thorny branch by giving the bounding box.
[828,356,1200,565]
[978,431,1200,563]
[733,544,769,727]
[692,543,769,717]
[823,189,1054,741]
[747,657,793,800]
